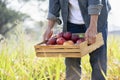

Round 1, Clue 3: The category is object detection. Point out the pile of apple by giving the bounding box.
[46,32,85,45]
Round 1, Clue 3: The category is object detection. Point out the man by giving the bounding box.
[43,0,111,80]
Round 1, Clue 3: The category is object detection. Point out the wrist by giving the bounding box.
[88,24,97,33]
[90,14,98,28]
[89,24,97,29]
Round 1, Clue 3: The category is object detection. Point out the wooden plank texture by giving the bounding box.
[34,33,104,57]
[36,52,81,57]
[80,33,104,56]
[35,45,79,49]
[35,49,81,52]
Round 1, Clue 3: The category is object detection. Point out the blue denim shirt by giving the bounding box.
[47,0,111,32]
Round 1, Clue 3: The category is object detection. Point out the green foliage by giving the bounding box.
[0,33,120,80]
[0,4,22,23]
[0,0,27,35]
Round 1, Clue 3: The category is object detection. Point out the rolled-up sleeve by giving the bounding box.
[47,0,60,20]
[88,0,103,15]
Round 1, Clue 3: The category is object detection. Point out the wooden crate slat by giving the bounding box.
[34,33,104,57]
[35,48,81,53]
[80,33,104,55]
[35,45,79,49]
[36,52,81,57]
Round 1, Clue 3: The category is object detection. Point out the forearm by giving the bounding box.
[89,14,98,28]
[47,20,56,29]
[43,20,56,40]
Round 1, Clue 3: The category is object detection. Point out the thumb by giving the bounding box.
[85,32,88,41]
[50,30,53,37]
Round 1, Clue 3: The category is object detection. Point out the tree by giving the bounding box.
[0,0,50,41]
[0,0,27,36]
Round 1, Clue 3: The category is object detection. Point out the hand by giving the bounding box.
[43,27,53,41]
[85,24,97,44]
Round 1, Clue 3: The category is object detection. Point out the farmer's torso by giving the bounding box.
[59,0,111,32]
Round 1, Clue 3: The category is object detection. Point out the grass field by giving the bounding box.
[0,35,120,80]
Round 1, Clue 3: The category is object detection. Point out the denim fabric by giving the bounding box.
[67,22,86,33]
[89,23,108,80]
[65,22,108,80]
[65,22,86,80]
[47,0,111,32]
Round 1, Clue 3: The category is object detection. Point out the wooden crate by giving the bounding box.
[34,33,104,57]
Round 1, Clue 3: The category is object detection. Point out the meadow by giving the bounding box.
[0,33,120,80]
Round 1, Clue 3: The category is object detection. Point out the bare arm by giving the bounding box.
[43,0,60,41]
[43,20,56,41]
[48,20,56,29]
[85,14,98,44]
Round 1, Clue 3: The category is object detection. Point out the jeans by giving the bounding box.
[65,22,108,80]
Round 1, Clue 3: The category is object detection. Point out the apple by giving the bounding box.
[56,37,66,45]
[76,39,82,44]
[63,40,74,45]
[56,32,64,38]
[80,38,85,42]
[71,34,80,43]
[63,32,72,40]
[46,37,57,45]
[76,38,85,44]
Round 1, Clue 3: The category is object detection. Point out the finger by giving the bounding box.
[88,39,95,45]
[85,32,88,41]
[49,31,53,38]
[88,35,96,44]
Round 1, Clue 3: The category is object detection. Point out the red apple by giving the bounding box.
[56,37,66,45]
[76,39,82,44]
[63,32,72,40]
[46,37,57,45]
[79,38,85,42]
[76,38,85,44]
[56,32,64,38]
[71,34,80,43]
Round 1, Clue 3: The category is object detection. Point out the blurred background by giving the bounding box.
[0,0,60,42]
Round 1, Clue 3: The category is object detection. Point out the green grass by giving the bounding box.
[0,35,120,80]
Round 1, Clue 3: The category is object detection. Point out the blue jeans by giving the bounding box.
[65,22,108,80]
